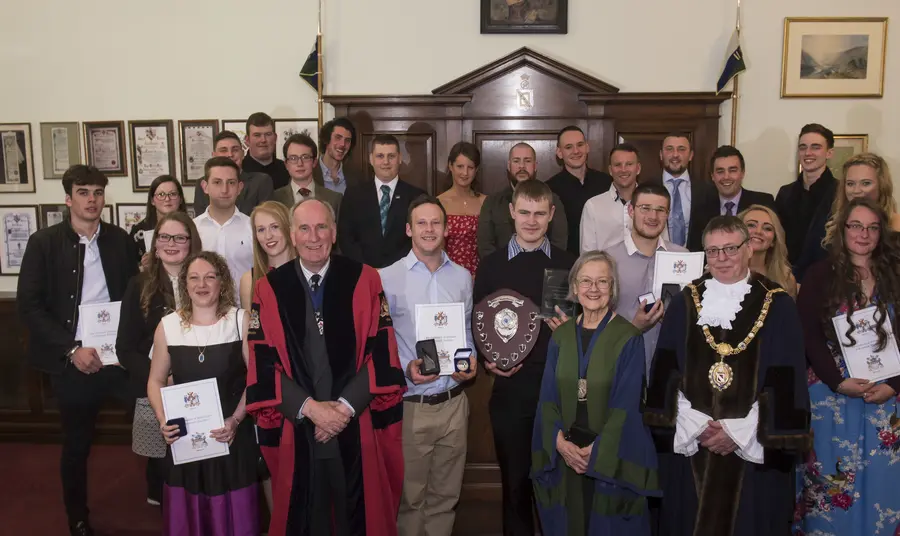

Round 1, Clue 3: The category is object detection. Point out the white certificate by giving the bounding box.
[79,301,122,365]
[161,378,230,465]
[184,126,214,183]
[90,128,120,171]
[653,251,706,300]
[832,305,900,382]
[415,302,466,376]
[143,230,154,251]
[134,126,171,187]
[51,127,70,174]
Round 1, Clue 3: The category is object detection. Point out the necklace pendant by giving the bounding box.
[709,360,733,391]
[577,379,588,402]
[198,352,205,363]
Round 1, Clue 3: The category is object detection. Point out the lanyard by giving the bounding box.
[574,309,613,380]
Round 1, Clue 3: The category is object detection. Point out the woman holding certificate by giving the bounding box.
[532,251,659,535]
[796,197,900,535]
[130,174,188,268]
[117,212,200,507]
[148,251,259,535]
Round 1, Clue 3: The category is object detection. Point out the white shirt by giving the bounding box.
[580,189,669,254]
[663,170,692,227]
[299,258,330,286]
[194,209,253,297]
[375,177,399,205]
[75,228,111,341]
[291,179,317,205]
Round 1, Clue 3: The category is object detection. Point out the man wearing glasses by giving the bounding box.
[193,130,274,216]
[605,183,684,374]
[645,215,810,536]
[273,133,342,221]
[580,143,669,253]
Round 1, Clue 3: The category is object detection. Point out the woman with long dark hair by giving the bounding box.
[117,212,201,506]
[796,197,900,534]
[130,174,188,268]
[437,142,485,275]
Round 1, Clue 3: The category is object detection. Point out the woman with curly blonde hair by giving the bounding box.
[147,251,261,535]
[738,204,798,297]
[823,152,900,245]
[239,201,296,308]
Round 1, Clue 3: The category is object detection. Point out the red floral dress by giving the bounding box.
[445,214,479,276]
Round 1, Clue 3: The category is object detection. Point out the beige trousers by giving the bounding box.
[397,391,470,536]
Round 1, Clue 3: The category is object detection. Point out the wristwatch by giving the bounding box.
[66,344,80,362]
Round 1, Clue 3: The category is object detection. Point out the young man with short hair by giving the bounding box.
[18,165,138,536]
[193,130,274,215]
[273,133,342,220]
[241,112,290,190]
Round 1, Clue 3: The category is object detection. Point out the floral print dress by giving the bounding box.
[445,214,479,276]
[795,302,900,536]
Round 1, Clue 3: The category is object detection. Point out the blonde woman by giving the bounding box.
[823,153,900,245]
[239,201,296,309]
[738,204,798,298]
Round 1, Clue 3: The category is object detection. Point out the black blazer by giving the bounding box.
[337,178,425,269]
[116,274,173,398]
[686,188,776,252]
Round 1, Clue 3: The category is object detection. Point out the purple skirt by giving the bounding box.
[163,483,259,536]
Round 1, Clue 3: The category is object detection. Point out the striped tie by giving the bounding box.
[379,185,391,234]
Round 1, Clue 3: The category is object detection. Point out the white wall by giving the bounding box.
[0,0,897,290]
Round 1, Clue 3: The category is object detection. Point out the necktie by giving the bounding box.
[310,273,321,293]
[669,178,686,246]
[310,274,323,335]
[298,187,311,198]
[379,185,391,234]
[724,201,735,216]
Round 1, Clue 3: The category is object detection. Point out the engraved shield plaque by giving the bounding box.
[473,288,540,371]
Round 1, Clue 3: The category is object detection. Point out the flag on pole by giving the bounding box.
[299,40,319,91]
[716,28,746,93]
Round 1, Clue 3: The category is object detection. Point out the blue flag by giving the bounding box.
[299,39,319,91]
[716,29,746,93]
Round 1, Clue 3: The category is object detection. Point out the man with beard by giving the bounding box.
[546,126,612,255]
[193,130,274,215]
[474,179,577,535]
[379,195,477,536]
[315,117,358,194]
[580,143,656,252]
[653,134,713,250]
[605,183,685,373]
[241,112,291,190]
[476,142,568,259]
[246,198,406,536]
[775,123,838,279]
[645,216,810,536]
[685,146,775,252]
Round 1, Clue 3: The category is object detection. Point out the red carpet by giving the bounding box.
[0,443,161,535]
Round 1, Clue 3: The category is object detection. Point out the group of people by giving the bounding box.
[15,112,900,536]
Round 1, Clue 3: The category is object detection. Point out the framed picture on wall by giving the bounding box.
[781,17,888,98]
[39,122,82,179]
[179,120,219,186]
[38,204,112,229]
[0,123,36,193]
[186,203,196,219]
[481,0,568,34]
[274,118,318,142]
[129,120,176,192]
[798,134,868,180]
[83,121,128,177]
[116,203,147,235]
[221,120,248,151]
[0,205,39,275]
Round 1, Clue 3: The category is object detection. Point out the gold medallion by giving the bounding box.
[716,342,734,356]
[577,379,588,402]
[708,360,734,391]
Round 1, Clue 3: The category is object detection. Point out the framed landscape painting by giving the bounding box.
[782,17,888,98]
[481,0,567,34]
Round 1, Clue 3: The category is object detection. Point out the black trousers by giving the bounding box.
[146,456,165,503]
[489,392,539,536]
[311,457,350,535]
[50,365,129,524]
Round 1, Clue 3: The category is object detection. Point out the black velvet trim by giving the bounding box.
[337,417,366,535]
[758,366,812,451]
[267,263,315,398]
[323,255,362,398]
[645,348,681,428]
[247,302,264,341]
[246,344,279,406]
[286,420,315,535]
[370,402,403,430]
[368,330,407,389]
[256,425,282,448]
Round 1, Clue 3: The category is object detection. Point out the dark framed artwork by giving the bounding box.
[129,120,176,192]
[0,205,39,274]
[481,0,568,34]
[0,123,36,193]
[83,121,128,177]
[179,119,219,186]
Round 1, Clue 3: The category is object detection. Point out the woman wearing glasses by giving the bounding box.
[130,175,188,268]
[117,212,201,507]
[532,250,659,535]
[796,197,900,535]
[738,204,798,298]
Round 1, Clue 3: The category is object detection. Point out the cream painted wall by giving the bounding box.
[0,0,897,290]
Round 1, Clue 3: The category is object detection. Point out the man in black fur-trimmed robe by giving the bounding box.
[644,216,811,536]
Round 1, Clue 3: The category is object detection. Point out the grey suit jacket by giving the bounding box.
[272,182,343,224]
[193,170,274,216]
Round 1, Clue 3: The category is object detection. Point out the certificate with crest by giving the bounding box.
[78,301,122,365]
[415,302,466,376]
[652,251,705,302]
[832,305,900,382]
[161,378,229,465]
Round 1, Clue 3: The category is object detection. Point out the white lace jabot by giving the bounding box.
[696,272,752,329]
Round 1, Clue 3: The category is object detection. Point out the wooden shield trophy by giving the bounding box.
[473,289,540,371]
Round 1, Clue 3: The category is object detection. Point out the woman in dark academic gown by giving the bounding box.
[532,250,660,535]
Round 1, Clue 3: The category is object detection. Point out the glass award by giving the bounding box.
[540,268,575,318]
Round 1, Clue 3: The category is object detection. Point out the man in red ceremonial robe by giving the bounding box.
[246,198,406,536]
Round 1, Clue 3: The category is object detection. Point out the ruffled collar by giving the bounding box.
[696,272,752,329]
